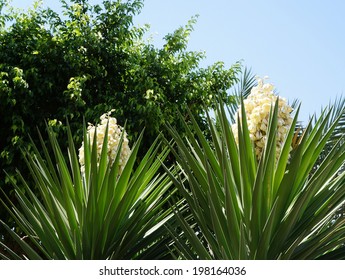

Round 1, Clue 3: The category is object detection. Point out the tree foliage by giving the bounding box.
[0,0,240,239]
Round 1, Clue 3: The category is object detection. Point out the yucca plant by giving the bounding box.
[0,120,176,259]
[166,82,345,259]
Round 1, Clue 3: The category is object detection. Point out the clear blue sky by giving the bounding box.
[10,0,345,123]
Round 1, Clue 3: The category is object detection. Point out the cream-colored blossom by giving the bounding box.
[232,76,293,162]
[79,110,131,175]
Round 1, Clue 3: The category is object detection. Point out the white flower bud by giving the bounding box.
[232,76,293,162]
[79,110,131,175]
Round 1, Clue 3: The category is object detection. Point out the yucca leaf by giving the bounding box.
[237,102,256,223]
[0,240,22,260]
[0,221,42,260]
[223,145,241,254]
[255,200,278,259]
[273,105,300,195]
[173,207,212,260]
[217,104,241,193]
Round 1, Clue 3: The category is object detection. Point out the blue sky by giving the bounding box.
[10,0,345,123]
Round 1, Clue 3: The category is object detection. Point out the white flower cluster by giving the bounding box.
[79,110,131,174]
[232,77,293,161]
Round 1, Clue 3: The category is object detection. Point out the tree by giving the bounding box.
[0,0,240,245]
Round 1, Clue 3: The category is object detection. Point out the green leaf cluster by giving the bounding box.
[166,94,345,259]
[0,123,175,259]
